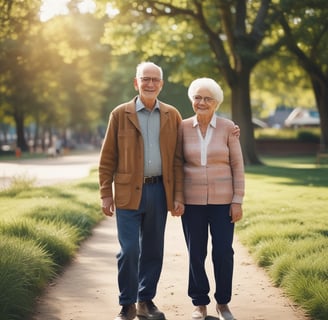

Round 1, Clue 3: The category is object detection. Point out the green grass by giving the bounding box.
[0,169,103,319]
[0,158,327,319]
[0,236,55,319]
[236,156,328,320]
[0,219,79,267]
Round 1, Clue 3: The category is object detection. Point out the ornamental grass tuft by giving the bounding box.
[0,219,79,267]
[0,236,55,319]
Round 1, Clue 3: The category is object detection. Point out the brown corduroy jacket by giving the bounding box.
[99,97,183,211]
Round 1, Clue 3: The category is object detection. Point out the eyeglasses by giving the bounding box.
[192,95,216,104]
[139,77,162,84]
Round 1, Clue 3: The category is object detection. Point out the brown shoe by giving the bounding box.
[216,304,235,320]
[191,305,207,320]
[115,304,136,320]
[137,300,165,319]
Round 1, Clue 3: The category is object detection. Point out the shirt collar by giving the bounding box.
[136,96,160,112]
[193,113,217,128]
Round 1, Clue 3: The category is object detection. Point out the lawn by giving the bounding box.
[0,157,327,320]
[0,169,103,320]
[237,156,328,320]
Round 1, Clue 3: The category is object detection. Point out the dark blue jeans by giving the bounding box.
[182,204,234,306]
[116,182,167,305]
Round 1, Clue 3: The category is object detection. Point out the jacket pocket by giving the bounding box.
[115,173,132,184]
[114,173,132,207]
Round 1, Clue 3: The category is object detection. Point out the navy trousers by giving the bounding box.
[182,204,234,306]
[116,182,167,305]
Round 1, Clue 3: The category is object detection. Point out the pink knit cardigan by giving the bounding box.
[176,115,245,205]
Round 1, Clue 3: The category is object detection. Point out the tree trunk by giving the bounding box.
[311,76,328,152]
[14,111,28,152]
[231,69,262,165]
[33,123,39,152]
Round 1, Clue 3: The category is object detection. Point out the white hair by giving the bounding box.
[187,77,224,108]
[136,61,163,79]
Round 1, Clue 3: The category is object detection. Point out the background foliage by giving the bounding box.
[0,0,327,163]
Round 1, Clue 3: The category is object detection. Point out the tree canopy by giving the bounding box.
[0,0,326,160]
[101,0,283,164]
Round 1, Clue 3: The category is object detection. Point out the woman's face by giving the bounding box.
[191,88,217,119]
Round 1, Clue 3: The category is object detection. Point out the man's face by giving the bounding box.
[134,65,163,103]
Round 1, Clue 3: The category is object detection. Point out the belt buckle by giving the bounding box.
[144,176,152,184]
[144,176,158,184]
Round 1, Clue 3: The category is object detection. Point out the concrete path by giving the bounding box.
[0,152,99,189]
[31,216,310,320]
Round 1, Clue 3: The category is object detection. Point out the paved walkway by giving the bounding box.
[31,216,310,320]
[0,152,99,189]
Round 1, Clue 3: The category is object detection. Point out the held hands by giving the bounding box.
[101,197,115,217]
[101,197,185,217]
[171,200,185,217]
[230,203,243,223]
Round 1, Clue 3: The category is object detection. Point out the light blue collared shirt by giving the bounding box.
[136,97,162,176]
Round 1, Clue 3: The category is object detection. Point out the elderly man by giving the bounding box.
[99,62,185,320]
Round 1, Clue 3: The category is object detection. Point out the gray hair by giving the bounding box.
[136,61,163,79]
[187,77,224,109]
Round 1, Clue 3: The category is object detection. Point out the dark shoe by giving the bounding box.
[137,300,165,319]
[115,304,136,320]
[216,304,235,320]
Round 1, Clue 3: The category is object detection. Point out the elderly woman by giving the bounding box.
[175,78,245,320]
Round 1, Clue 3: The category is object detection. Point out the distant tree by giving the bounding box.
[0,0,41,151]
[0,1,110,151]
[45,13,110,144]
[277,0,328,150]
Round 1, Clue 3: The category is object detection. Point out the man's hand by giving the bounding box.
[101,197,115,216]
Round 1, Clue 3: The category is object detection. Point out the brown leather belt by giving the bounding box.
[143,176,163,184]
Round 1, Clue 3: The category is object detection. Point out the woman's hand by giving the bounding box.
[233,125,240,138]
[171,200,185,217]
[230,203,243,223]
